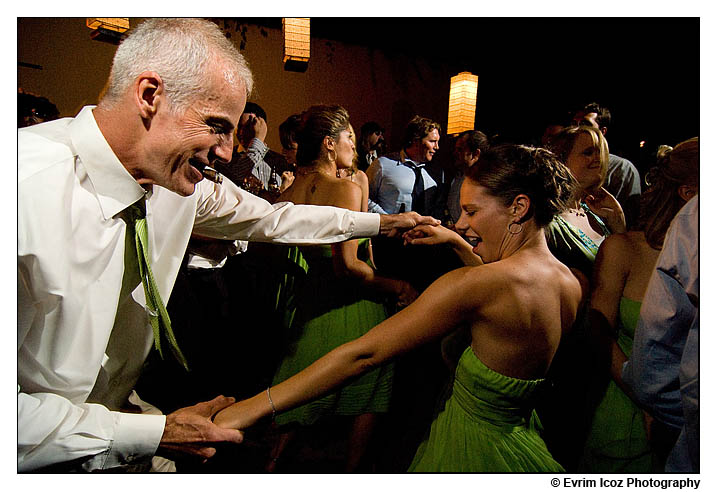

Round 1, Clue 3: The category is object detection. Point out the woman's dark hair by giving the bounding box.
[458,129,490,154]
[295,105,350,167]
[639,137,699,249]
[279,113,301,150]
[465,144,578,227]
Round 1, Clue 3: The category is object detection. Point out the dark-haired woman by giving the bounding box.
[216,144,583,472]
[578,138,699,472]
[265,105,417,472]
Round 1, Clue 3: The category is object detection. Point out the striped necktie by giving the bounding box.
[128,201,189,370]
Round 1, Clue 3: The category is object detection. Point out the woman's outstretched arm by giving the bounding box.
[403,224,483,266]
[213,266,480,430]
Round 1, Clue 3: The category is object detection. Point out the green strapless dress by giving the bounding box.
[578,297,660,472]
[545,213,600,278]
[272,238,393,426]
[408,347,563,472]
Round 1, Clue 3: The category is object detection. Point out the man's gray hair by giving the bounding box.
[103,18,253,111]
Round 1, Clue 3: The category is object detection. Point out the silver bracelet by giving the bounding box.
[266,387,277,421]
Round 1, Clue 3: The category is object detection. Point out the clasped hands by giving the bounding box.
[157,395,244,462]
[379,211,440,238]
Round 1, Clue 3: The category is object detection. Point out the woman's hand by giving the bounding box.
[404,224,483,266]
[403,224,460,247]
[585,187,626,234]
[279,171,295,192]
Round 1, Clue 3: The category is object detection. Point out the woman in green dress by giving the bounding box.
[538,124,627,469]
[578,137,699,472]
[215,144,584,472]
[544,124,627,278]
[265,105,417,472]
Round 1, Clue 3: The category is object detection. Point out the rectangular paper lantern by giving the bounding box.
[86,18,130,33]
[283,18,310,64]
[447,72,478,135]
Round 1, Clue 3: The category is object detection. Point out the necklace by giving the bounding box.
[296,168,334,178]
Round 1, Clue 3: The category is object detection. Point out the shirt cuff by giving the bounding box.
[102,412,166,469]
[352,211,381,237]
[249,138,268,157]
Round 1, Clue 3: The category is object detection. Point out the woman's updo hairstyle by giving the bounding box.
[465,144,578,227]
[639,137,699,248]
[295,104,350,167]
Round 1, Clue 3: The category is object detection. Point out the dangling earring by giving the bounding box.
[507,221,523,235]
[328,149,337,164]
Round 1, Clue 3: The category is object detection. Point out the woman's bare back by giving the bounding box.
[279,172,360,209]
[466,249,582,380]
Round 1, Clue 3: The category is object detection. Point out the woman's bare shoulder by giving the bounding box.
[353,170,369,186]
[601,231,636,253]
[319,175,362,210]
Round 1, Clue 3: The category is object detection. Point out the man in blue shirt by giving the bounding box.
[367,115,442,217]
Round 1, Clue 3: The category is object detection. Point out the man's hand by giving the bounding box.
[244,115,268,143]
[379,212,440,238]
[157,395,244,462]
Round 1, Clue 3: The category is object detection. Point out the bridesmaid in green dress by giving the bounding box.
[579,137,698,472]
[215,144,585,472]
[265,105,417,472]
[538,124,627,470]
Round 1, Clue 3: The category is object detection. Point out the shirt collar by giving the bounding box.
[69,106,146,220]
[399,149,424,168]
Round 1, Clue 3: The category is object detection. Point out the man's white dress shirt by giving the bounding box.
[17,106,379,471]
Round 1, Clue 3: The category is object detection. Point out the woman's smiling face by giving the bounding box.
[565,131,603,193]
[455,179,513,263]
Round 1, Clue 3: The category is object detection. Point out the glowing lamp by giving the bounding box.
[447,72,478,135]
[86,18,129,44]
[282,18,310,72]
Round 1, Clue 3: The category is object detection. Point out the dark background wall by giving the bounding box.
[18,17,699,175]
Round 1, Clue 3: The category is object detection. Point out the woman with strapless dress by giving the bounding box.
[264,105,417,472]
[215,143,584,472]
[578,137,698,472]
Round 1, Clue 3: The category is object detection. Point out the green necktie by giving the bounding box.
[128,202,189,370]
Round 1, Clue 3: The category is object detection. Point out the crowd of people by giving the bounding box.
[18,18,699,474]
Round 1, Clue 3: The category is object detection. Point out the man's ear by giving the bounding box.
[678,185,697,202]
[469,149,481,166]
[511,194,531,222]
[133,71,164,120]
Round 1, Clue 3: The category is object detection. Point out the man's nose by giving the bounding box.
[213,135,234,163]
